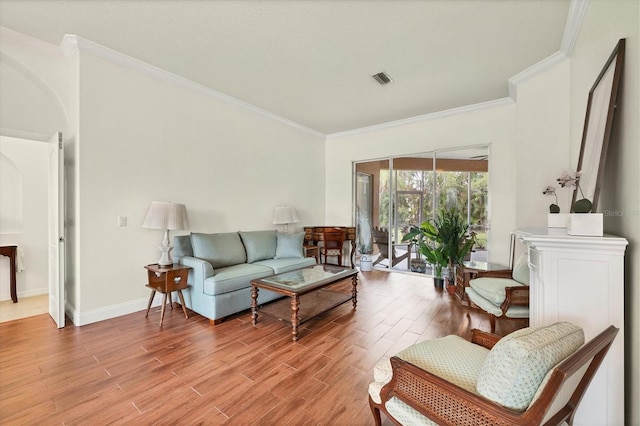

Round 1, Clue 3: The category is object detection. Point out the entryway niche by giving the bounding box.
[0,135,51,321]
[354,145,490,273]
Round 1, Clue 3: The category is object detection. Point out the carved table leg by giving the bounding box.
[291,294,300,341]
[251,286,259,326]
[351,274,358,309]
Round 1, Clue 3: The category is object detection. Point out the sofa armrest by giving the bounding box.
[179,256,215,293]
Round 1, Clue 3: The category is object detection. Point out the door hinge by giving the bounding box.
[59,237,65,243]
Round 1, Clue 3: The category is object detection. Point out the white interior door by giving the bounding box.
[48,132,65,328]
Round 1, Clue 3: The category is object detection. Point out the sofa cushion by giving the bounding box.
[203,263,273,296]
[239,230,277,263]
[254,257,316,274]
[173,235,193,258]
[469,277,525,306]
[275,232,305,258]
[512,255,530,284]
[191,232,246,268]
[476,322,584,411]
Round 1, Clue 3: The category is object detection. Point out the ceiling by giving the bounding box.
[0,0,572,135]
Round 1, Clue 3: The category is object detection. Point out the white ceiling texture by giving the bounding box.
[0,0,572,135]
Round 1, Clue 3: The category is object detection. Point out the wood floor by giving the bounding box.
[0,269,525,425]
[0,294,48,323]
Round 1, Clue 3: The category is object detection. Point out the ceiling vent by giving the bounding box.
[371,71,393,86]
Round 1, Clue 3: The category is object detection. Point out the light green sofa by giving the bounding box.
[173,230,316,324]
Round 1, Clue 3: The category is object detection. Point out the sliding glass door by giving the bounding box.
[354,146,489,271]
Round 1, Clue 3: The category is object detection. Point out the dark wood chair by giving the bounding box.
[372,227,411,268]
[369,324,619,426]
[320,228,346,266]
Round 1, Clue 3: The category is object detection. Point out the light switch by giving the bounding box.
[118,216,127,227]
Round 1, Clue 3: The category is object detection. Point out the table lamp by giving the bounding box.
[142,201,189,267]
[272,206,299,233]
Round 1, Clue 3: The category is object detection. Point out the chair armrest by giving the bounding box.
[500,285,530,311]
[475,269,513,279]
[471,329,502,349]
[381,356,532,425]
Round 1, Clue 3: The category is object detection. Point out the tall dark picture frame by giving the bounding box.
[572,38,625,212]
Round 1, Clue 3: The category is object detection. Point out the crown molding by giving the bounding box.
[560,0,589,56]
[0,26,64,59]
[508,51,569,101]
[59,35,325,139]
[326,98,514,140]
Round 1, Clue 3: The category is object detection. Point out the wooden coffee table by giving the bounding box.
[251,265,358,341]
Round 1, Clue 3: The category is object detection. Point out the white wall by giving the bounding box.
[1,29,326,325]
[571,1,639,423]
[513,56,572,226]
[71,43,325,322]
[0,136,50,300]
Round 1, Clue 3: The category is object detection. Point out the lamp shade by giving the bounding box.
[142,201,189,231]
[272,206,299,225]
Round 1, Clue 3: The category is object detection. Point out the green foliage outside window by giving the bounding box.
[378,169,488,244]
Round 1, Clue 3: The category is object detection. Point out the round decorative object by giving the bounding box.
[573,198,593,213]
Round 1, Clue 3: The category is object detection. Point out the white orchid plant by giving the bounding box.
[545,170,592,214]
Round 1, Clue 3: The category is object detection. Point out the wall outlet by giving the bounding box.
[118,216,127,227]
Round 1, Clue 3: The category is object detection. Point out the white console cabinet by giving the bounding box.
[514,227,627,426]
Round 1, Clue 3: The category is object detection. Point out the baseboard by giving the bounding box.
[70,295,164,326]
[0,287,48,302]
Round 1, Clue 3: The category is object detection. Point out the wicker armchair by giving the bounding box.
[369,323,618,426]
[465,255,530,333]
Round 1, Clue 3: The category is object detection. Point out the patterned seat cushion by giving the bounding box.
[368,335,489,405]
[476,322,584,411]
[469,277,525,305]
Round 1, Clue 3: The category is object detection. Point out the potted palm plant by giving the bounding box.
[403,207,475,293]
[402,223,447,288]
[436,207,476,294]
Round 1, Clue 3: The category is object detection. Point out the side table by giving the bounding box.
[455,261,511,304]
[144,263,191,326]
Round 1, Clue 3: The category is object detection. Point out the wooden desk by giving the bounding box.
[144,263,191,326]
[0,245,18,303]
[303,226,357,268]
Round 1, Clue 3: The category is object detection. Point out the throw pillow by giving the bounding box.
[239,230,277,263]
[475,322,584,411]
[191,232,247,268]
[512,255,530,284]
[275,232,305,259]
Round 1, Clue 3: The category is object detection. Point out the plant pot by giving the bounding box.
[446,283,456,295]
[433,277,444,290]
[359,254,373,272]
[567,213,603,236]
[410,259,427,273]
[547,213,569,228]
